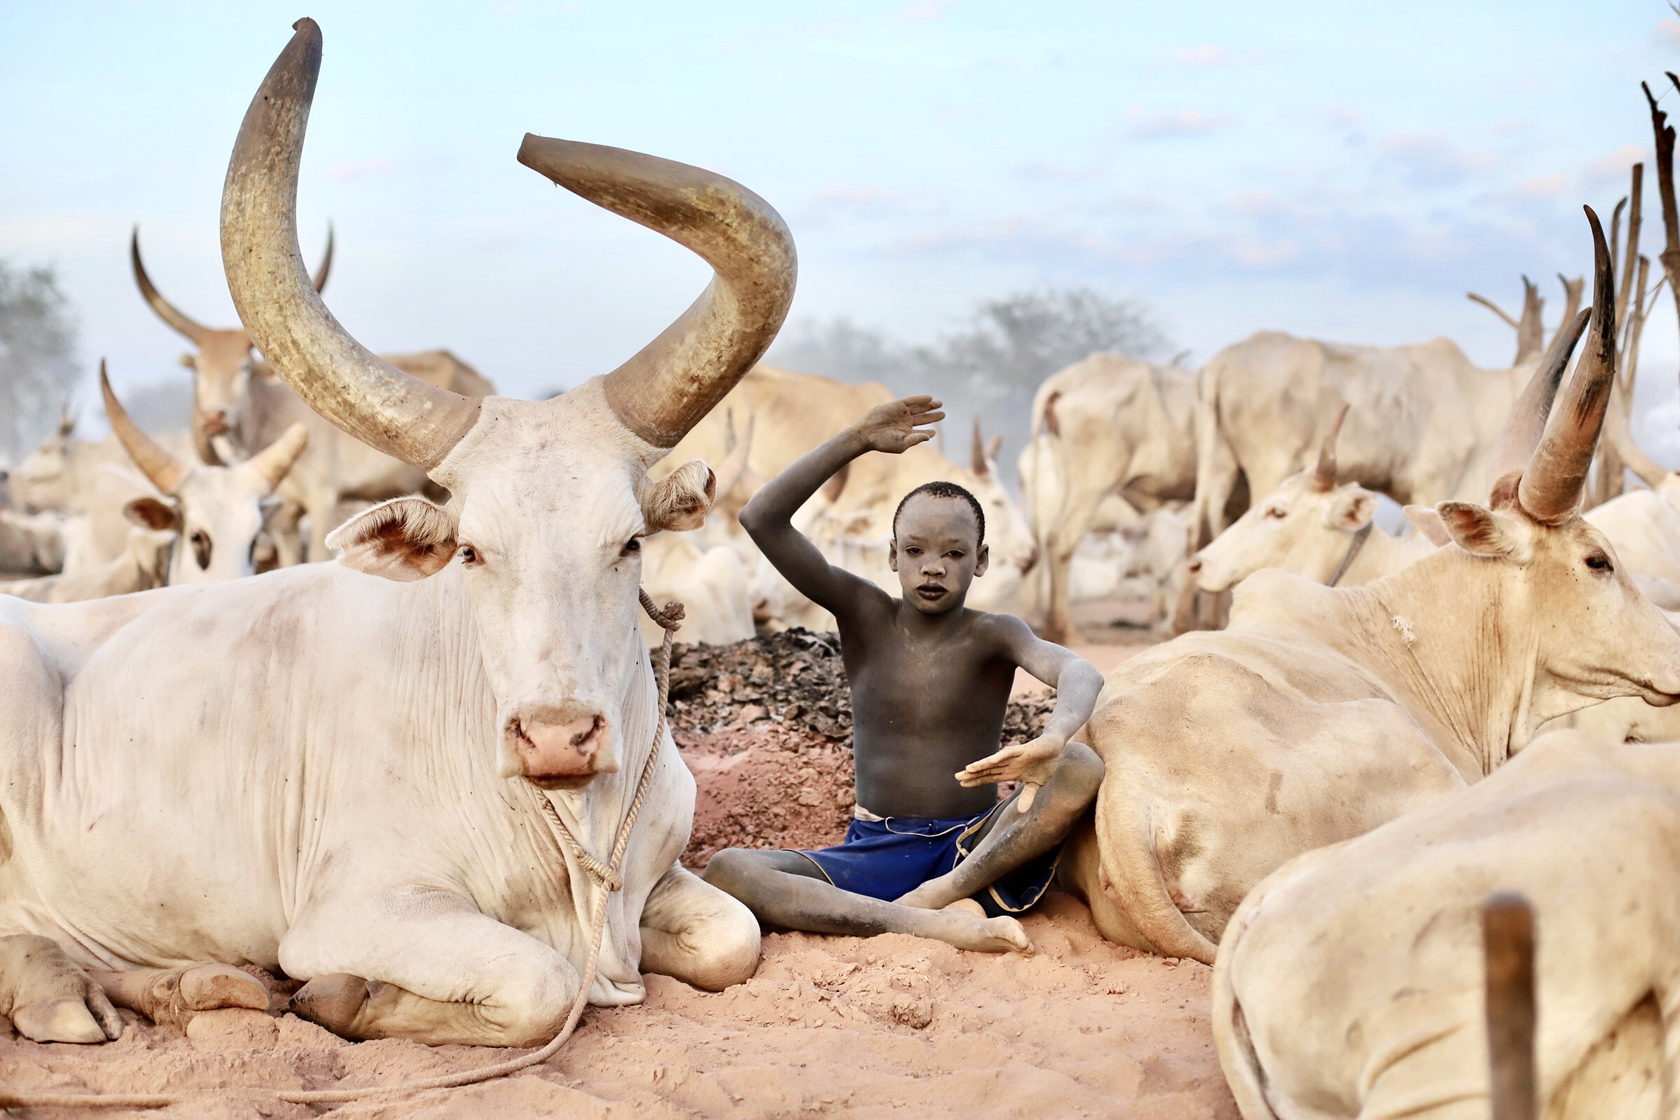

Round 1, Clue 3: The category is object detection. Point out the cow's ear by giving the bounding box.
[1325,487,1376,532]
[1402,505,1451,546]
[643,460,716,534]
[326,496,458,581]
[123,497,180,532]
[1436,501,1532,562]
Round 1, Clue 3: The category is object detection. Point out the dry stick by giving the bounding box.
[1467,290,1521,329]
[1484,892,1539,1120]
[1556,274,1584,338]
[1618,167,1644,343]
[0,594,687,1113]
[1644,78,1680,414]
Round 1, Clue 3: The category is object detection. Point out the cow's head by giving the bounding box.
[1190,406,1379,592]
[222,19,794,788]
[11,405,80,512]
[1407,210,1680,727]
[101,362,307,584]
[131,224,331,465]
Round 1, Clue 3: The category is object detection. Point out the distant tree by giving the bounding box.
[0,261,80,461]
[766,317,913,387]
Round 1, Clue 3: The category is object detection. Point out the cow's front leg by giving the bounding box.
[88,963,270,1028]
[638,863,760,991]
[0,934,124,1043]
[279,889,579,1046]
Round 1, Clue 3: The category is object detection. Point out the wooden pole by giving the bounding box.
[1484,892,1539,1120]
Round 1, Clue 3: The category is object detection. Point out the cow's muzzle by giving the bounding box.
[507,710,616,787]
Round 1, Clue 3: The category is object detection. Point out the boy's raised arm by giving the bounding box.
[956,617,1106,811]
[739,396,944,613]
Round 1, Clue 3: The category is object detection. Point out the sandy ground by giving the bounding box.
[0,613,1238,1119]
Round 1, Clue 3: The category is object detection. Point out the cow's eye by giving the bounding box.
[458,544,480,566]
[190,530,212,570]
[1265,507,1287,520]
[622,536,642,556]
[1585,552,1612,573]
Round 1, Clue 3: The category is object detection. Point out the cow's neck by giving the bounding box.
[1348,552,1536,776]
[1340,527,1435,587]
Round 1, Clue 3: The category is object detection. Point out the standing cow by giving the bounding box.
[0,19,794,1047]
[1060,211,1680,964]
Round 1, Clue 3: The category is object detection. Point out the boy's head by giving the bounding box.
[889,481,989,614]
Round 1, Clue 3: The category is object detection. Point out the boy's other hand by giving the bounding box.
[851,396,945,454]
[955,734,1064,813]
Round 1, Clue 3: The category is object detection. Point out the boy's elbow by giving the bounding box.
[737,498,765,534]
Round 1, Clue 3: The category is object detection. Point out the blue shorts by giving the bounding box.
[797,800,1062,918]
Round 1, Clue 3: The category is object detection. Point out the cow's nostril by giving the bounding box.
[571,715,605,750]
[1187,557,1203,574]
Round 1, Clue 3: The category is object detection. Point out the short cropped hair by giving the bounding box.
[892,481,986,547]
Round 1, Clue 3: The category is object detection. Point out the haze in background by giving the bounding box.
[3,0,1677,468]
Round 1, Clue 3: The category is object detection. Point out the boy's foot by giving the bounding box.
[895,881,955,910]
[923,909,1032,954]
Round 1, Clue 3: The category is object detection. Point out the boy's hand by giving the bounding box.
[850,396,944,454]
[955,733,1065,813]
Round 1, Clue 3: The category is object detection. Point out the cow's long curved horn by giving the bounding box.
[130,227,208,343]
[516,136,797,449]
[220,20,480,472]
[243,422,311,493]
[1312,404,1349,491]
[971,418,990,476]
[100,360,190,495]
[1518,207,1617,524]
[1484,308,1589,492]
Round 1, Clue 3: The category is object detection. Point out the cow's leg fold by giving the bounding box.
[0,934,124,1043]
[638,863,760,991]
[280,890,580,1046]
[88,963,270,1028]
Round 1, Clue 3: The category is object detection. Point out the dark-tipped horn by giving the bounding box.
[311,222,334,293]
[100,360,190,494]
[220,20,480,472]
[1312,404,1349,491]
[1518,207,1617,524]
[130,227,208,343]
[1484,308,1590,493]
[517,135,797,449]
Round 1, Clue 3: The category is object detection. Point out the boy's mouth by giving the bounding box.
[915,583,947,600]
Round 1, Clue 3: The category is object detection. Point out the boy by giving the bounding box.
[703,396,1105,953]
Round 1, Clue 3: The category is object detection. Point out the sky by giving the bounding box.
[4,0,1680,458]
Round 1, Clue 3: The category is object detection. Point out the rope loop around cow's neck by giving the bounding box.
[1,589,685,1113]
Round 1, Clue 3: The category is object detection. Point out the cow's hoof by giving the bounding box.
[13,995,122,1044]
[179,964,270,1013]
[291,973,369,1036]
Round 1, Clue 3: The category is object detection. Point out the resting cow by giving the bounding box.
[1214,729,1680,1120]
[0,19,791,1047]
[1059,211,1680,964]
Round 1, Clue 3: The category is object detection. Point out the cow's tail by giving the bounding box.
[1103,801,1219,965]
[1211,905,1282,1120]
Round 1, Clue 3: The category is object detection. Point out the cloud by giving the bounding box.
[1121,109,1231,141]
[1655,18,1680,48]
[1012,161,1099,184]
[805,38,967,68]
[1222,191,1285,218]
[1584,144,1645,188]
[1503,174,1572,202]
[900,0,955,20]
[1374,132,1492,188]
[1176,44,1228,67]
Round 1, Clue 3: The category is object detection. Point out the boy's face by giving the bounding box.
[889,493,988,614]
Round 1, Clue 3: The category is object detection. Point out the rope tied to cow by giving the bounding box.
[1,589,686,1113]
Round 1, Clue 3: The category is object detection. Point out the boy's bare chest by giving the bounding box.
[844,630,1014,732]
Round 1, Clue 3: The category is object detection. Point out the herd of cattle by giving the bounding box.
[3,17,1680,1119]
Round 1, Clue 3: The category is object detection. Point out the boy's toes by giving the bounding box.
[985,916,1033,955]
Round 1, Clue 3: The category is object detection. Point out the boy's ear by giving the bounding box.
[887,539,899,572]
[326,496,458,581]
[974,542,989,577]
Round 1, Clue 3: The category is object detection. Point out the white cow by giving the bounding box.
[101,363,308,585]
[1215,729,1680,1120]
[0,19,791,1048]
[1059,215,1680,964]
[0,524,173,603]
[1020,354,1197,641]
[0,510,70,576]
